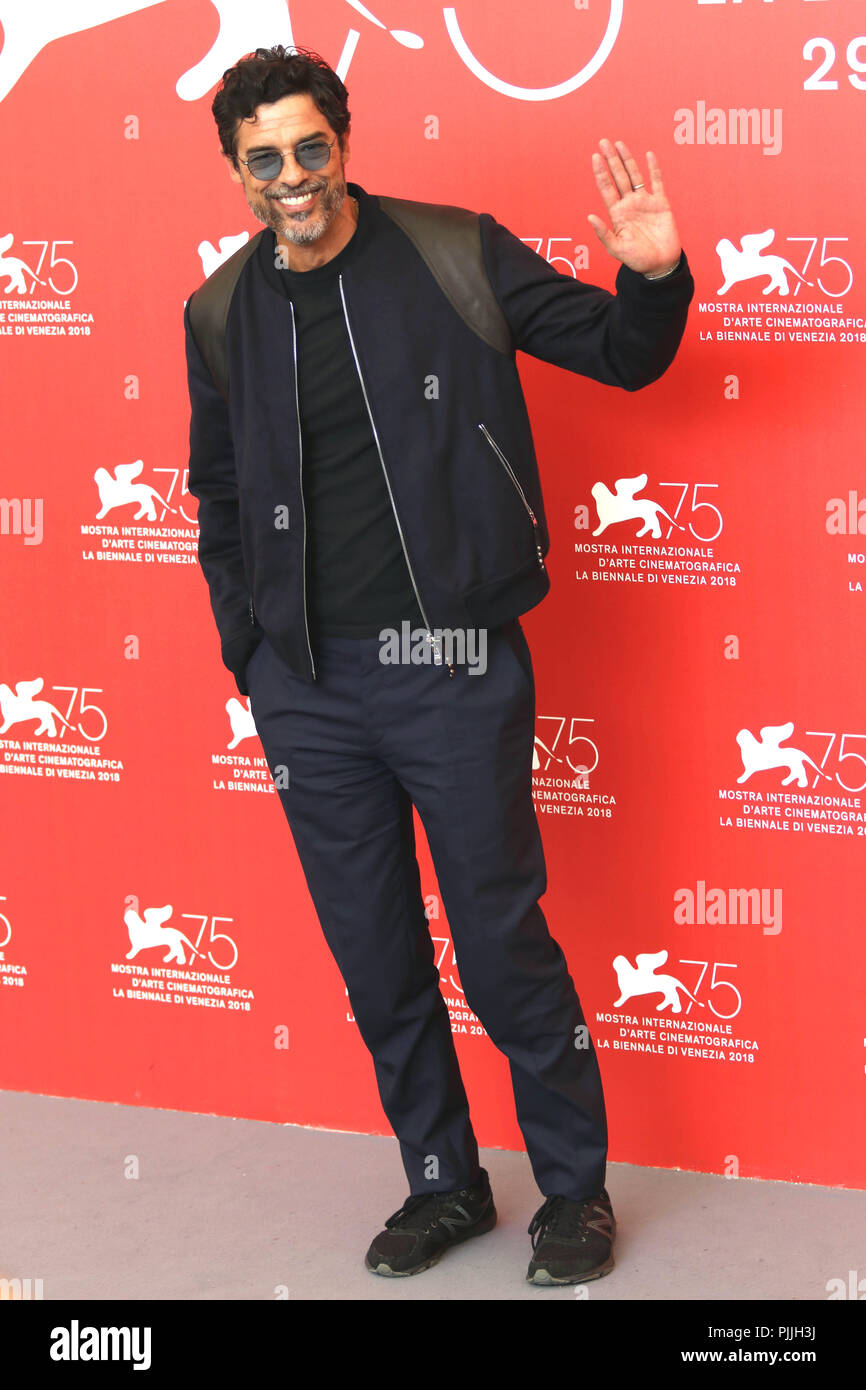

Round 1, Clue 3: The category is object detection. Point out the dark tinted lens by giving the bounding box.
[247,151,283,180]
[295,140,331,170]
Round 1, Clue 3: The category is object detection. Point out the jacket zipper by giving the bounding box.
[339,275,454,678]
[289,300,317,680]
[478,422,546,571]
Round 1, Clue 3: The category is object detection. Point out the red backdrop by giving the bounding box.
[1,0,864,1189]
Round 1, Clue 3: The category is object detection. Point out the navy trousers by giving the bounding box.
[245,617,608,1201]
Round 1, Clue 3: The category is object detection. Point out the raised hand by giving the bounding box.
[587,138,682,277]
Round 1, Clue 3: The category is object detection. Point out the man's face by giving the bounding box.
[226,92,350,246]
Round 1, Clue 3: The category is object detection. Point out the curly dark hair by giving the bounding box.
[212,45,351,168]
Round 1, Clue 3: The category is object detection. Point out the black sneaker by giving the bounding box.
[526,1187,616,1285]
[365,1169,497,1277]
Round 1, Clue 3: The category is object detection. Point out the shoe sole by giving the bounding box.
[526,1251,615,1285]
[365,1202,497,1277]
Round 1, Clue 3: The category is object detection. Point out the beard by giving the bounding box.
[245,173,348,246]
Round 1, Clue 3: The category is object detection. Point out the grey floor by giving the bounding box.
[1,1088,861,1300]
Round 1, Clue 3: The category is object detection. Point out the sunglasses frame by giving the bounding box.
[238,136,339,182]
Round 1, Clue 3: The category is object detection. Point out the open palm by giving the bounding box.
[588,139,682,277]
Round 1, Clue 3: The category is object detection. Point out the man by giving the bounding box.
[184,44,694,1286]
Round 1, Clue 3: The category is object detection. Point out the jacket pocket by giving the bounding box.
[477,422,545,572]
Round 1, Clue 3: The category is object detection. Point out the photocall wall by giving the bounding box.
[1,0,864,1190]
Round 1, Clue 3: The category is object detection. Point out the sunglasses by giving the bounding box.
[238,136,339,182]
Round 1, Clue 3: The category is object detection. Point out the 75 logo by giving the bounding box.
[576,478,724,543]
[533,717,598,776]
[801,730,866,792]
[0,680,108,741]
[152,468,197,526]
[1,238,78,294]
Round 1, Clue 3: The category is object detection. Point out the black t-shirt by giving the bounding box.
[276,206,425,638]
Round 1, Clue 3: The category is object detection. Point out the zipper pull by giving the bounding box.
[529,512,545,569]
[427,631,454,676]
[249,596,255,624]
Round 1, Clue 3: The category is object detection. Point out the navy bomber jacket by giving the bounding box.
[184,180,694,695]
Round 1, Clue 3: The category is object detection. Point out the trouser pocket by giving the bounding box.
[498,617,533,691]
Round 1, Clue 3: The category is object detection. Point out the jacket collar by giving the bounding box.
[255,181,377,294]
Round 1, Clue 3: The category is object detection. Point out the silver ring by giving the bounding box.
[632,182,645,190]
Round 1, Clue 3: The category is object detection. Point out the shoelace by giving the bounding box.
[527,1193,601,1251]
[384,1191,459,1233]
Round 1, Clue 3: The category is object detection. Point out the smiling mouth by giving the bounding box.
[273,189,320,209]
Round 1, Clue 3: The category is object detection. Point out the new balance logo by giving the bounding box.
[439,1205,474,1234]
[586,1206,613,1238]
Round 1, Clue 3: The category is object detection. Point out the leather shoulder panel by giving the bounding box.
[187,230,265,399]
[377,196,513,357]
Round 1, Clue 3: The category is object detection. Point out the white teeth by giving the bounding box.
[279,193,315,205]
